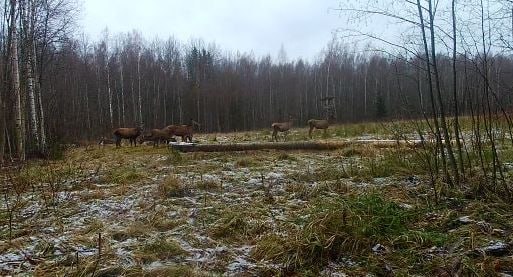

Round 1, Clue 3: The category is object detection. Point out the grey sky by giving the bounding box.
[79,0,353,60]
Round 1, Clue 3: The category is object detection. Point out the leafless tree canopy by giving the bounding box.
[1,0,513,167]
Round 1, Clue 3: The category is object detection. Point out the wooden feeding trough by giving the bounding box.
[169,140,424,153]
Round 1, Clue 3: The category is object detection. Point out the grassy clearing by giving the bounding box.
[4,119,513,276]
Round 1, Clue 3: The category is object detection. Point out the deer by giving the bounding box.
[271,116,294,142]
[165,119,200,143]
[113,126,143,147]
[308,116,335,139]
[139,128,175,147]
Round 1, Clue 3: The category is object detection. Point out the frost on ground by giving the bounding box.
[0,143,376,275]
[1,130,513,275]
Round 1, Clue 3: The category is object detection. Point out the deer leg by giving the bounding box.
[309,126,314,139]
[272,129,277,142]
[115,136,121,148]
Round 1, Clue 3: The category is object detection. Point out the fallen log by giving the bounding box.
[169,140,425,153]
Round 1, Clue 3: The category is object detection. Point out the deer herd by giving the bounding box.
[103,117,333,147]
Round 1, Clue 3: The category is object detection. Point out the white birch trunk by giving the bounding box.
[32,37,47,151]
[21,0,39,149]
[26,45,39,148]
[10,0,24,160]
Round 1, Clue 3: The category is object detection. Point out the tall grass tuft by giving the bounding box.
[252,193,420,273]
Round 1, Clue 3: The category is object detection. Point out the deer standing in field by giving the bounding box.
[165,119,200,143]
[113,126,143,147]
[308,116,335,139]
[139,128,175,147]
[271,116,294,142]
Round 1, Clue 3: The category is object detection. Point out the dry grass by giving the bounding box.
[3,122,513,276]
[134,237,187,264]
[157,174,190,198]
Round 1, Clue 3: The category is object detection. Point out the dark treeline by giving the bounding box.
[45,34,513,140]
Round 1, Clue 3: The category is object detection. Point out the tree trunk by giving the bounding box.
[427,0,458,186]
[84,83,91,131]
[107,60,113,129]
[20,0,40,151]
[452,0,464,177]
[0,91,5,162]
[416,0,448,182]
[119,54,126,126]
[10,0,24,160]
[96,63,103,127]
[26,40,39,149]
[137,53,143,125]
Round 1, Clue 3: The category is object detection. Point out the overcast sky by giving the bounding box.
[79,0,358,60]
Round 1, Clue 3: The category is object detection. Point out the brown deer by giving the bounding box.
[165,125,193,142]
[139,128,175,147]
[113,126,143,147]
[308,116,335,139]
[271,116,294,142]
[165,119,200,143]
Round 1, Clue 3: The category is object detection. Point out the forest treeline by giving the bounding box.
[2,0,513,168]
[37,33,513,137]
